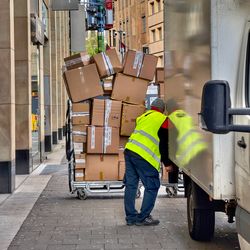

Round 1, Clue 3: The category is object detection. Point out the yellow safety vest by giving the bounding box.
[168,110,207,167]
[125,110,167,171]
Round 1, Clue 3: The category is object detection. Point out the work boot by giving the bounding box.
[136,215,160,226]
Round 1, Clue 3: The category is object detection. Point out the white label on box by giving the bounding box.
[73,142,83,153]
[147,84,158,95]
[75,172,84,177]
[104,127,112,153]
[104,82,112,88]
[133,51,143,77]
[104,99,112,126]
[91,126,96,149]
[102,52,114,76]
[75,159,85,164]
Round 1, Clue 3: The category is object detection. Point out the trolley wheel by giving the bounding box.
[136,188,141,198]
[166,186,177,198]
[77,189,87,200]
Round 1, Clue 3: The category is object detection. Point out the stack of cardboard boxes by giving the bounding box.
[63,49,158,182]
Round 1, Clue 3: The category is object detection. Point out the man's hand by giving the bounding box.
[165,165,173,172]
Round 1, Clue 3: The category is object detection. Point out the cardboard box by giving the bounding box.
[73,142,87,153]
[85,154,119,181]
[64,52,91,70]
[91,99,122,127]
[72,125,87,135]
[118,148,125,161]
[87,126,119,154]
[73,135,86,143]
[119,136,128,147]
[103,78,113,94]
[120,104,145,136]
[159,83,165,98]
[75,153,85,169]
[111,73,149,105]
[63,64,103,103]
[75,168,85,181]
[72,102,90,113]
[123,50,158,81]
[72,102,90,125]
[118,161,126,180]
[93,48,123,79]
[155,67,164,83]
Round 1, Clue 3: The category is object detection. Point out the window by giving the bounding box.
[151,29,156,42]
[143,47,149,54]
[142,16,146,33]
[246,32,250,106]
[150,2,155,15]
[158,27,162,40]
[156,0,161,12]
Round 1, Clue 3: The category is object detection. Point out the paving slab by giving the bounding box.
[6,143,240,250]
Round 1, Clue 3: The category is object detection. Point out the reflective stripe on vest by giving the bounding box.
[125,110,166,171]
[128,139,161,164]
[169,110,207,167]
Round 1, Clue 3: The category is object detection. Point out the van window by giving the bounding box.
[245,32,250,107]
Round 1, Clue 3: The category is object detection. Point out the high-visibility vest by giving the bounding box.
[125,110,167,171]
[168,110,207,167]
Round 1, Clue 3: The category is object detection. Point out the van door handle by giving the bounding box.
[237,136,247,149]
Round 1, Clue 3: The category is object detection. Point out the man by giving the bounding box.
[124,98,172,226]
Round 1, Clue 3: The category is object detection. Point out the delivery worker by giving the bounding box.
[124,98,172,226]
[166,98,207,169]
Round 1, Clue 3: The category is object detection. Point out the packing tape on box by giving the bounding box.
[72,131,87,136]
[103,126,112,153]
[65,55,90,67]
[91,126,96,149]
[75,159,85,164]
[72,112,89,117]
[133,51,144,77]
[104,99,112,126]
[102,52,114,76]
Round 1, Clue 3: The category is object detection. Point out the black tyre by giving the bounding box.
[187,182,215,241]
[77,190,87,200]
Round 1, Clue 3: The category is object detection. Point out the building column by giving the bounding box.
[14,0,33,174]
[56,12,63,140]
[0,0,15,193]
[44,10,53,152]
[51,10,58,145]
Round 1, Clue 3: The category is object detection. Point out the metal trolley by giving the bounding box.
[65,100,142,200]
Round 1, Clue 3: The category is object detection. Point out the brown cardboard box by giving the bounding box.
[72,125,87,135]
[73,135,86,143]
[73,142,86,153]
[156,67,164,83]
[118,161,126,180]
[64,52,91,70]
[85,154,119,181]
[75,168,85,181]
[111,73,149,105]
[93,48,123,79]
[75,153,85,169]
[120,104,145,136]
[123,50,158,81]
[159,83,165,98]
[72,102,90,113]
[63,64,103,102]
[87,126,119,154]
[118,148,125,161]
[91,99,122,127]
[119,136,128,147]
[103,78,113,94]
[72,115,90,125]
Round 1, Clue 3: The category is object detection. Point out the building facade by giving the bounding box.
[0,0,70,193]
[108,0,164,66]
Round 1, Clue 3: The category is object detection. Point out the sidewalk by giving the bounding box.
[1,142,240,250]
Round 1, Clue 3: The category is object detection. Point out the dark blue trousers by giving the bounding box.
[124,153,160,223]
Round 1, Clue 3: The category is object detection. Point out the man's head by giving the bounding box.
[151,98,166,113]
